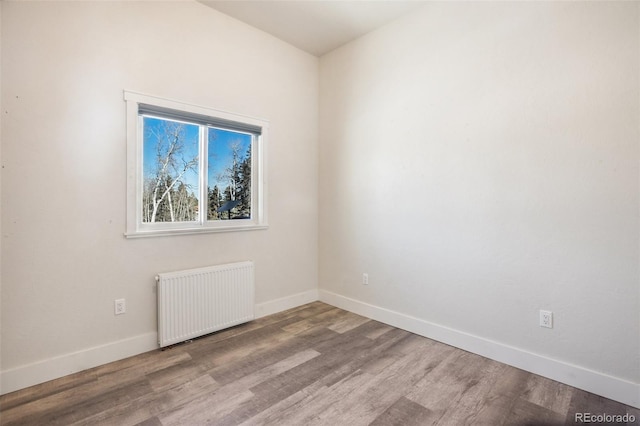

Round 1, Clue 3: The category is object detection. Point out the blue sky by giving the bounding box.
[208,127,251,190]
[142,116,251,194]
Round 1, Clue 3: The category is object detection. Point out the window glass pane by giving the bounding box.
[142,116,200,223]
[207,127,252,221]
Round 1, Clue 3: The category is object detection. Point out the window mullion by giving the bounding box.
[199,125,208,225]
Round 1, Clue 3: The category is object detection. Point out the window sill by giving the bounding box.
[124,224,268,239]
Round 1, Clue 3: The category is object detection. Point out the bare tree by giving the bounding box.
[144,120,198,223]
[217,140,244,203]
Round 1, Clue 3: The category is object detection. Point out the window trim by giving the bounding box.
[124,90,268,238]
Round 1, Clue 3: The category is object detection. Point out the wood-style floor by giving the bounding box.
[1,302,638,425]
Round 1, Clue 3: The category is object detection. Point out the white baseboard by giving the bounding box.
[319,289,640,409]
[255,288,319,318]
[0,290,321,396]
[0,332,159,396]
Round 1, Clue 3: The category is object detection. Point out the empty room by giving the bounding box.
[0,0,639,424]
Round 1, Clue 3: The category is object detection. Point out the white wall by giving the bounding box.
[1,1,318,393]
[319,2,639,406]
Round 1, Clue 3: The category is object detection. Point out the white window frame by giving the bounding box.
[124,90,268,238]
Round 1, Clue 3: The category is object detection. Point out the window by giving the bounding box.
[124,91,267,237]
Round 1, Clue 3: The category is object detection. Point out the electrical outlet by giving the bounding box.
[539,310,553,328]
[362,273,369,285]
[115,299,126,315]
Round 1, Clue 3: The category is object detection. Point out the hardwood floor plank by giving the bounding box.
[99,347,192,374]
[146,360,204,393]
[134,417,163,426]
[208,334,320,385]
[185,318,301,361]
[326,311,371,334]
[69,393,155,426]
[1,361,153,426]
[267,301,333,319]
[281,307,345,335]
[159,389,255,425]
[369,396,435,426]
[520,374,573,416]
[564,389,640,425]
[237,338,411,425]
[250,369,376,426]
[388,330,448,356]
[235,379,328,425]
[0,346,189,415]
[223,327,409,424]
[158,350,320,425]
[290,301,339,318]
[507,398,566,426]
[294,347,450,425]
[405,349,511,424]
[245,332,449,425]
[456,366,531,426]
[430,361,512,426]
[364,323,394,340]
[2,377,152,426]
[70,374,219,426]
[0,369,98,412]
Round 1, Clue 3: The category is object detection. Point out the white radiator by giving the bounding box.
[156,261,255,347]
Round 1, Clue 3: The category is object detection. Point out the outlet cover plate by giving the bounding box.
[115,299,126,315]
[539,310,553,328]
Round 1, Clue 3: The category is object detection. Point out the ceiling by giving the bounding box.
[199,1,427,57]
